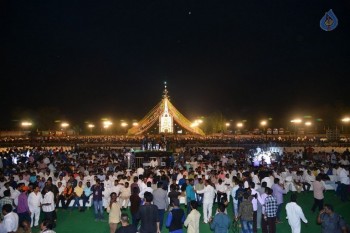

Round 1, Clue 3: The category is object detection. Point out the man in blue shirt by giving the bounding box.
[166,199,185,233]
[186,179,196,214]
[91,179,105,221]
[210,203,231,233]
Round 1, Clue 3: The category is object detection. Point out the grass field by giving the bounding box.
[33,191,349,233]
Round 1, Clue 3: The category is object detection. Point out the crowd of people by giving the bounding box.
[0,134,349,148]
[0,144,349,233]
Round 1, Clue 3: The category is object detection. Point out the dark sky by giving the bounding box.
[1,1,350,129]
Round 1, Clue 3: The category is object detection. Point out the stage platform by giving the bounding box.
[134,150,173,158]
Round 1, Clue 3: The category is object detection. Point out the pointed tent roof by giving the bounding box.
[128,83,205,136]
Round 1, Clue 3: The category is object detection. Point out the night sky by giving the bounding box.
[1,1,350,129]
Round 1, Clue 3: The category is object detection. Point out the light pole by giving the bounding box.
[225,122,230,134]
[87,124,95,134]
[304,121,312,134]
[341,117,350,135]
[260,120,267,141]
[121,122,128,135]
[290,118,302,138]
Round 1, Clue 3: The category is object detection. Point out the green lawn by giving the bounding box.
[34,191,350,233]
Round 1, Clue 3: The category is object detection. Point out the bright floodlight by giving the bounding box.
[103,120,112,128]
[21,121,32,127]
[88,124,95,128]
[225,123,230,127]
[197,119,203,124]
[260,120,267,126]
[305,121,312,126]
[290,119,302,123]
[236,122,243,128]
[61,122,69,128]
[191,122,199,128]
[342,117,350,123]
[132,122,139,126]
[121,122,128,127]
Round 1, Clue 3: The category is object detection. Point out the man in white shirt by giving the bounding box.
[215,179,227,203]
[339,166,350,202]
[231,178,239,218]
[285,194,307,233]
[139,182,153,199]
[0,204,19,233]
[28,185,43,227]
[196,180,216,223]
[41,186,56,228]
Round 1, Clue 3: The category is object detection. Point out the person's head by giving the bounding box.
[78,181,83,187]
[110,192,117,200]
[172,198,180,207]
[266,187,273,195]
[144,192,153,203]
[2,204,13,216]
[323,204,334,214]
[243,192,250,200]
[290,193,298,203]
[261,181,267,188]
[86,181,91,187]
[217,203,225,213]
[3,190,11,197]
[21,220,31,230]
[316,175,322,182]
[249,182,255,189]
[157,181,163,188]
[132,187,139,195]
[274,178,280,184]
[147,181,151,187]
[189,178,194,185]
[120,213,129,224]
[40,219,54,231]
[124,182,129,188]
[190,200,198,210]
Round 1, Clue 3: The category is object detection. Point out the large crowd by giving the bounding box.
[0,143,349,233]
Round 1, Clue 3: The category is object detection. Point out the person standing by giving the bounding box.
[196,180,216,224]
[107,192,121,233]
[186,179,196,214]
[118,182,131,209]
[271,178,286,223]
[130,187,141,228]
[166,199,185,233]
[317,204,347,233]
[28,185,42,228]
[231,177,240,218]
[152,182,168,231]
[238,193,254,233]
[338,166,350,202]
[116,213,137,233]
[135,192,161,233]
[16,186,31,226]
[184,201,201,233]
[209,203,231,233]
[285,194,308,233]
[41,186,56,228]
[0,204,19,233]
[92,179,105,221]
[262,188,277,233]
[311,175,325,213]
